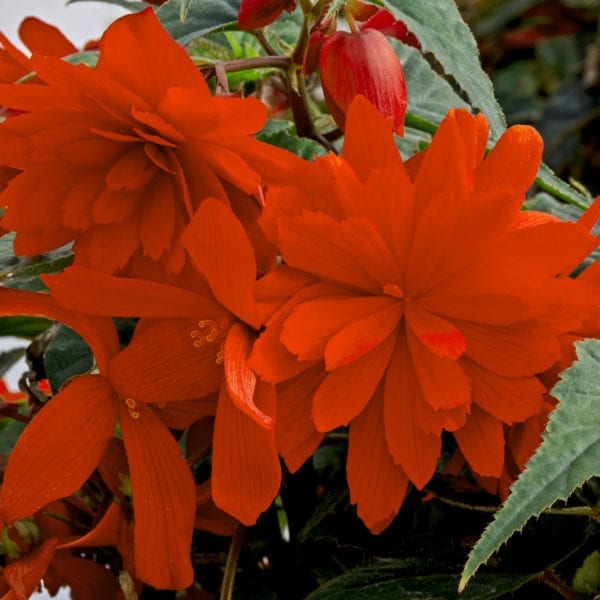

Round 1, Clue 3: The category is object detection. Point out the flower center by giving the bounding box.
[190,317,230,364]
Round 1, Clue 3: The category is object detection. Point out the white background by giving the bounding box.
[2,2,131,598]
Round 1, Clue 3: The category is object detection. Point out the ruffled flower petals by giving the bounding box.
[347,387,409,534]
[212,383,281,525]
[405,303,467,360]
[312,333,396,432]
[182,198,261,328]
[119,401,196,590]
[454,405,505,478]
[0,376,117,524]
[223,322,273,428]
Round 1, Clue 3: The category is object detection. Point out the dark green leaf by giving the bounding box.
[0,348,26,378]
[43,325,94,394]
[306,558,536,599]
[382,0,506,138]
[0,317,52,339]
[298,489,348,543]
[157,0,241,45]
[0,419,26,454]
[460,339,600,591]
[535,163,591,210]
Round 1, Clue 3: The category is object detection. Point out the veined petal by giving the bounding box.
[120,401,196,590]
[181,198,261,328]
[45,266,219,318]
[342,94,405,181]
[383,337,441,488]
[347,386,409,534]
[312,333,396,431]
[212,383,281,525]
[281,294,398,363]
[223,323,273,428]
[109,318,223,404]
[324,299,403,369]
[0,376,117,523]
[276,365,326,473]
[454,405,505,478]
[405,303,466,360]
[406,327,471,411]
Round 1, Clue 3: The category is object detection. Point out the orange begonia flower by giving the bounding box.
[0,9,303,277]
[0,290,196,590]
[248,96,598,533]
[45,198,281,526]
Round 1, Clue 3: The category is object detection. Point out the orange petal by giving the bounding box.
[0,376,117,523]
[383,337,441,488]
[454,405,505,478]
[120,401,195,590]
[109,318,223,404]
[324,298,402,369]
[212,383,281,525]
[407,328,471,411]
[463,359,545,424]
[19,17,77,57]
[50,553,120,599]
[223,323,273,428]
[312,332,396,431]
[3,539,58,600]
[474,124,542,196]
[343,94,404,181]
[281,294,399,363]
[45,266,219,318]
[405,303,466,360]
[347,386,409,534]
[97,9,204,104]
[275,365,326,472]
[181,198,261,328]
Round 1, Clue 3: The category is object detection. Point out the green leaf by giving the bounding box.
[382,0,506,138]
[0,348,26,378]
[535,163,591,211]
[0,240,74,292]
[63,51,100,68]
[572,550,600,595]
[0,317,52,339]
[157,0,241,45]
[256,120,327,160]
[460,338,600,592]
[306,558,536,599]
[43,325,94,394]
[0,419,26,454]
[297,489,348,543]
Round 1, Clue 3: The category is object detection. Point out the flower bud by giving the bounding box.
[319,28,408,133]
[238,0,297,30]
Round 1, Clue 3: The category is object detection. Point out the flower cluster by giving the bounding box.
[0,4,598,598]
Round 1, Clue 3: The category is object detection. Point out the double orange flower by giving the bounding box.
[0,7,598,595]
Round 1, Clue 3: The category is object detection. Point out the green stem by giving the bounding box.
[220,523,246,600]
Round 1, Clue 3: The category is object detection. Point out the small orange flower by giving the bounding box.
[0,9,302,277]
[249,96,598,532]
[238,0,298,30]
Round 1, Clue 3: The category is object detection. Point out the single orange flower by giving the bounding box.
[45,198,281,526]
[0,290,196,590]
[248,96,598,532]
[238,0,298,30]
[0,9,303,277]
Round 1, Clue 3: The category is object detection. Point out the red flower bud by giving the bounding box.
[238,0,297,30]
[319,29,408,134]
